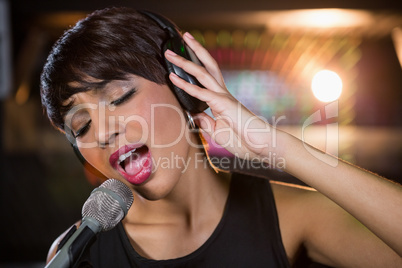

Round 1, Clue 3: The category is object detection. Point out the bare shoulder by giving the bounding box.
[46,221,81,264]
[270,180,319,222]
[270,181,402,267]
[270,180,338,217]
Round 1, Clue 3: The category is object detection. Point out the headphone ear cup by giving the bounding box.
[163,37,209,113]
[139,10,208,113]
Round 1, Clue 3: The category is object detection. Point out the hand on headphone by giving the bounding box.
[165,32,281,161]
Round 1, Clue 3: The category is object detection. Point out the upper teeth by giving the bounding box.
[118,149,137,164]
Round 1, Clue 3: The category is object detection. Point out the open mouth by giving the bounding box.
[110,144,152,185]
[117,145,149,175]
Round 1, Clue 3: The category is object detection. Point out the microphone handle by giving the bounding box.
[45,217,101,268]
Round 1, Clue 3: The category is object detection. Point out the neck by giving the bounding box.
[125,146,232,227]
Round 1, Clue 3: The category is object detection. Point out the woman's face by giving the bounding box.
[64,75,197,200]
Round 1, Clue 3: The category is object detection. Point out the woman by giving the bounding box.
[41,7,401,267]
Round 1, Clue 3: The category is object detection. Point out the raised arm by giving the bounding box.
[277,129,402,257]
[164,32,402,261]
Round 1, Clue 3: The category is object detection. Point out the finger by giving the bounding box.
[169,72,216,103]
[193,113,235,155]
[169,71,239,125]
[182,32,225,87]
[193,112,216,136]
[165,49,225,94]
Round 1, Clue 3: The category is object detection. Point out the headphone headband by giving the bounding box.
[140,10,209,114]
[139,10,180,38]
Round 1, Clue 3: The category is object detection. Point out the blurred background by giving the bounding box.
[1,0,401,267]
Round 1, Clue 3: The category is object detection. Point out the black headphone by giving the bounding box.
[139,10,209,113]
[71,10,208,168]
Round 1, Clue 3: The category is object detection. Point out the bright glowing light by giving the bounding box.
[265,9,373,29]
[311,70,343,102]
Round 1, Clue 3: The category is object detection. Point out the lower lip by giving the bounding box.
[118,150,152,185]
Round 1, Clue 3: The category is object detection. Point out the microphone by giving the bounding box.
[46,179,134,268]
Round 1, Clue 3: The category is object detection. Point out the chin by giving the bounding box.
[134,186,171,201]
[132,174,179,201]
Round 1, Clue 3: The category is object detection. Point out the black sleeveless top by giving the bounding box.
[76,173,290,267]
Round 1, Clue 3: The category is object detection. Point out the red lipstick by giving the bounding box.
[109,144,152,185]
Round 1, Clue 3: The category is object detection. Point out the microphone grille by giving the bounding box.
[82,179,134,231]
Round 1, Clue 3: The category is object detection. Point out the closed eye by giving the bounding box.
[73,120,91,138]
[110,88,137,106]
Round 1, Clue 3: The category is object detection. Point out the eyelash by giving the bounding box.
[73,120,91,138]
[73,88,137,138]
[110,88,137,106]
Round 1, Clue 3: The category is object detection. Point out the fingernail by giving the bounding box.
[165,49,177,56]
[184,32,195,40]
[170,72,179,79]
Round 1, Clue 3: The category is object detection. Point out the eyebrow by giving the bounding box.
[60,77,135,125]
[61,98,77,123]
[61,81,108,117]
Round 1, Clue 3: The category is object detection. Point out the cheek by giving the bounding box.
[78,147,108,175]
[138,86,187,147]
[152,104,187,146]
[112,95,154,145]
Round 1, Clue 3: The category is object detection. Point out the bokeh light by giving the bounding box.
[311,70,343,102]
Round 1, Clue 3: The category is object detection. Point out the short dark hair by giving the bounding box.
[40,7,168,131]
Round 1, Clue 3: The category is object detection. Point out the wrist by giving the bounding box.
[251,127,289,170]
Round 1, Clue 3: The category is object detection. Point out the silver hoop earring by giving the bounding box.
[186,111,196,130]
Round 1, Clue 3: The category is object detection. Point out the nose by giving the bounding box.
[91,104,124,149]
[98,132,119,149]
[95,119,124,149]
